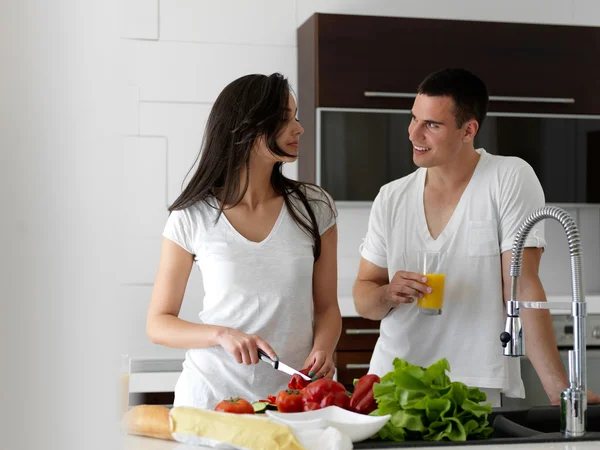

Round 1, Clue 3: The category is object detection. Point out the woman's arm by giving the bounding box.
[303,225,342,378]
[146,237,277,364]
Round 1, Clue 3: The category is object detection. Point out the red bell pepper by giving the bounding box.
[301,378,350,411]
[349,374,380,414]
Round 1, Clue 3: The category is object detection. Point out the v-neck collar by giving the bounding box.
[416,149,488,250]
[217,197,287,246]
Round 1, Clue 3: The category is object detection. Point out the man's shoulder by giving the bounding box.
[479,151,543,206]
[378,169,422,201]
[483,151,532,174]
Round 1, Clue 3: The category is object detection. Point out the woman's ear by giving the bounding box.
[251,135,266,153]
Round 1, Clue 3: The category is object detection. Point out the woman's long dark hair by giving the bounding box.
[169,73,335,261]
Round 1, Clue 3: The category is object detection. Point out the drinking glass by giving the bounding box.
[417,251,446,315]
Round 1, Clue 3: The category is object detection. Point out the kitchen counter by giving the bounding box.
[124,434,600,449]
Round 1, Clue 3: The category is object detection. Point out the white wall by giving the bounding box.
[122,0,600,360]
[1,1,125,448]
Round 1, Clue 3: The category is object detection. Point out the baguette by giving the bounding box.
[122,405,174,441]
[170,406,306,450]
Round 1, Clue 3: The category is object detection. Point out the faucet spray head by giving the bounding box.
[500,315,524,356]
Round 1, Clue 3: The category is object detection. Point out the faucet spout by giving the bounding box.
[500,206,587,438]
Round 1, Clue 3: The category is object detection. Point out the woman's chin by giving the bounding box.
[279,154,298,164]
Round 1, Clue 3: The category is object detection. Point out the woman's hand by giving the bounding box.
[215,328,277,365]
[303,349,335,379]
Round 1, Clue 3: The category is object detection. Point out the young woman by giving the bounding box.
[146,73,341,409]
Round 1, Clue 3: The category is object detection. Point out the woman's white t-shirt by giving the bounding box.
[360,149,546,398]
[163,186,335,409]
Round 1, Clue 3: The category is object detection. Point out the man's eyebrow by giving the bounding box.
[410,112,444,125]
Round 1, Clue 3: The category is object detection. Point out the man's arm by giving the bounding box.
[353,258,392,320]
[353,257,430,321]
[501,248,568,404]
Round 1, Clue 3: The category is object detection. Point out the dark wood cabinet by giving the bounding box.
[300,14,600,113]
[298,13,600,185]
[335,317,380,389]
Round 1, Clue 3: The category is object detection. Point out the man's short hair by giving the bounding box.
[417,68,489,132]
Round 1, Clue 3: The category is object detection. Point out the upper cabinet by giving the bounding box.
[297,14,600,203]
[299,14,600,114]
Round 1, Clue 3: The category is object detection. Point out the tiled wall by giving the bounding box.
[122,0,600,359]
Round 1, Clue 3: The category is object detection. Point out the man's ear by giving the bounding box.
[463,119,479,142]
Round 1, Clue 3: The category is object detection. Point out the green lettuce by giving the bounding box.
[370,358,494,442]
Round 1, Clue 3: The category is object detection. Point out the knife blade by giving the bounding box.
[258,349,311,381]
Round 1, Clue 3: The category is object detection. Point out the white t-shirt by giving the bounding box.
[360,149,546,398]
[163,186,336,409]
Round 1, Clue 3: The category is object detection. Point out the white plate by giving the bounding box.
[266,406,391,443]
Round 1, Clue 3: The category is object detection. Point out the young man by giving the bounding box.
[353,68,599,407]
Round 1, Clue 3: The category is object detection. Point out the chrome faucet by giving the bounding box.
[499,206,587,438]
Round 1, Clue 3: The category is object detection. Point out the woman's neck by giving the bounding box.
[236,149,278,209]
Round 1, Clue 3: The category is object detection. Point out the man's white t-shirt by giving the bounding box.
[360,149,546,398]
[163,186,336,409]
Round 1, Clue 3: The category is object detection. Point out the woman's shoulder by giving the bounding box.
[168,197,219,225]
[288,182,337,233]
[293,182,334,205]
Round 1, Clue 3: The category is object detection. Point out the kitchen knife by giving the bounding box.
[257,349,311,381]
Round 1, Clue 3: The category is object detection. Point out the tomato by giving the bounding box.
[276,389,304,413]
[214,397,255,414]
[288,369,311,390]
[349,374,380,414]
[301,378,350,411]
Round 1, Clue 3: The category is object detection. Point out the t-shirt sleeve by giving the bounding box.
[162,208,196,255]
[498,162,547,253]
[307,186,337,235]
[359,188,388,268]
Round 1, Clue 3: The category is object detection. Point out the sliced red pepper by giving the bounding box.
[258,395,277,406]
[288,368,312,390]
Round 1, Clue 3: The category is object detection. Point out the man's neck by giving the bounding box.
[426,148,481,192]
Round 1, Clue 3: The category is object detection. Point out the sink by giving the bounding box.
[491,404,600,436]
[353,405,600,448]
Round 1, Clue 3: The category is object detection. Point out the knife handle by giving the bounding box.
[257,349,278,369]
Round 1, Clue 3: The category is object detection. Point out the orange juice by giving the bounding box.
[417,273,445,309]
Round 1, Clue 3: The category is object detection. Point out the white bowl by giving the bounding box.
[265,406,391,443]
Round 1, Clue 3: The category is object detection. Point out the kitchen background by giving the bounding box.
[4,2,598,448]
[121,0,600,364]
